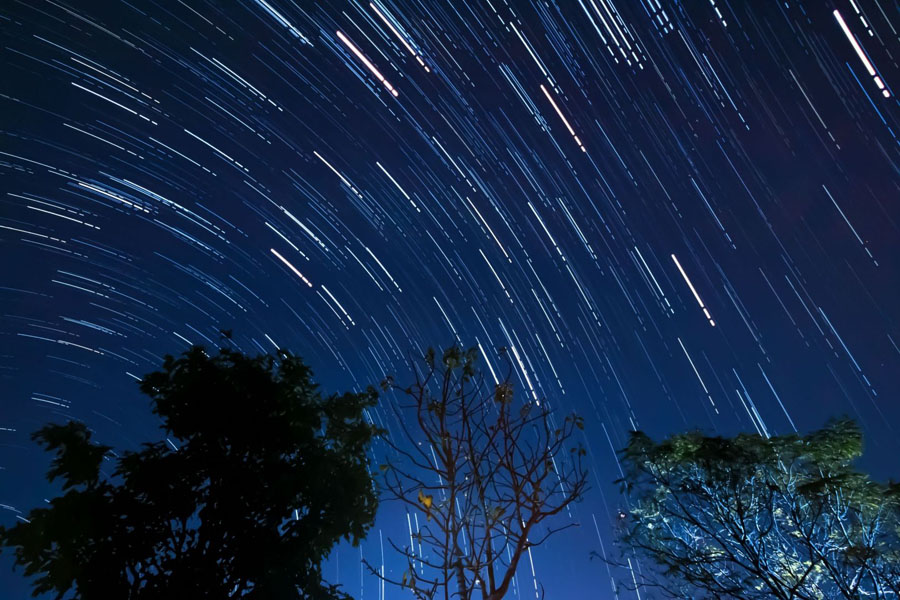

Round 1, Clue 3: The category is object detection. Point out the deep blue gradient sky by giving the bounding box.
[2,1,899,598]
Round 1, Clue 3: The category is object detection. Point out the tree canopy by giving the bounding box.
[616,419,900,600]
[0,346,380,599]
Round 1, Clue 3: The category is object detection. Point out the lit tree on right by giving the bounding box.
[615,419,900,600]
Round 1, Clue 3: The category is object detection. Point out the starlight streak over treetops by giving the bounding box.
[1,0,899,598]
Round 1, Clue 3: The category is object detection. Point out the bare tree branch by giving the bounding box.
[373,346,588,600]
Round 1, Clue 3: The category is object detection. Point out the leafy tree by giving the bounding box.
[614,419,900,600]
[368,346,588,600]
[0,346,381,599]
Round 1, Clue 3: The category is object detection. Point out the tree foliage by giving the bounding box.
[0,346,380,599]
[369,346,588,600]
[616,419,900,600]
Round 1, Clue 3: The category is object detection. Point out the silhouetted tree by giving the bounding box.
[614,419,900,600]
[0,346,380,599]
[368,346,588,600]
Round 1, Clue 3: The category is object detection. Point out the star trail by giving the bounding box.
[2,0,900,598]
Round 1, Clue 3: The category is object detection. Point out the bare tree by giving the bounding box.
[367,346,588,600]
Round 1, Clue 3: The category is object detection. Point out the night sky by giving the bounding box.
[2,0,899,598]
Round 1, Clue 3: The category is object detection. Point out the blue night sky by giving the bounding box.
[1,1,899,598]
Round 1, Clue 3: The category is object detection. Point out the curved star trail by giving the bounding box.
[2,1,899,597]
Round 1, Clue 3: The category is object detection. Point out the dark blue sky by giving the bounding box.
[2,1,899,597]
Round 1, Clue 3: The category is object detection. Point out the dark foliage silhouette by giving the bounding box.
[0,347,380,599]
